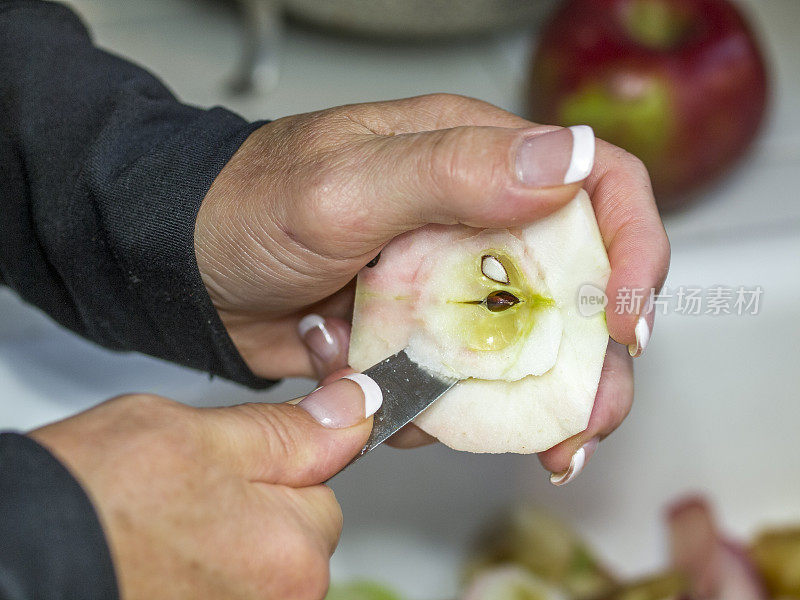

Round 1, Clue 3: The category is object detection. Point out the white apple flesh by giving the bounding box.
[348,190,610,453]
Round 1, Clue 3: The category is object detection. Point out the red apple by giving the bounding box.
[528,0,769,210]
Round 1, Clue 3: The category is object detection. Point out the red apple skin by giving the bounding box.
[528,0,769,210]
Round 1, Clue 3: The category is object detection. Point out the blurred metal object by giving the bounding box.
[285,0,556,39]
[227,0,282,96]
[227,0,556,95]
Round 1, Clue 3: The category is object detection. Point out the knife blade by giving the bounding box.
[350,348,459,462]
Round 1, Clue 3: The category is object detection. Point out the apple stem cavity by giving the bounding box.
[481,254,510,284]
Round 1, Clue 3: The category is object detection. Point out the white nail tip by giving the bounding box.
[628,315,651,357]
[298,314,334,345]
[298,314,324,337]
[343,373,383,418]
[563,125,595,184]
[550,446,586,487]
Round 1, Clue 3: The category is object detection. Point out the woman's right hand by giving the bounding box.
[29,378,377,600]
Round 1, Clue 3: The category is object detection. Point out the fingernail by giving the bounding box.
[516,125,595,187]
[550,438,599,487]
[628,295,654,358]
[298,314,339,363]
[297,373,383,428]
[628,316,651,357]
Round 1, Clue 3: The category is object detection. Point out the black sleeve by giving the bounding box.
[0,0,271,389]
[0,433,118,600]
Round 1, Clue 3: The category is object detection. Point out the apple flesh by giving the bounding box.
[348,191,610,454]
[528,0,769,210]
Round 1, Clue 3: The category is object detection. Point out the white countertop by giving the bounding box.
[3,0,800,596]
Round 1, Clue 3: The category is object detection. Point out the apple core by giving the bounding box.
[349,190,611,453]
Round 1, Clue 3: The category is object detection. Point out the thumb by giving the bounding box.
[200,374,382,486]
[392,124,595,228]
[283,125,597,255]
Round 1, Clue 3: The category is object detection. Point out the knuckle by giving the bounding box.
[417,93,488,123]
[301,169,339,219]
[416,93,527,128]
[426,126,509,204]
[292,164,372,255]
[594,179,654,241]
[419,92,470,110]
[426,127,490,198]
[112,392,172,412]
[611,158,650,195]
[237,404,302,460]
[303,171,356,225]
[596,141,652,192]
[109,394,190,430]
[101,394,200,460]
[621,150,650,179]
[426,128,462,195]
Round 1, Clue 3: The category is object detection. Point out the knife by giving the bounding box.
[350,348,459,463]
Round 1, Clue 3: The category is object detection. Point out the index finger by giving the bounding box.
[585,139,671,355]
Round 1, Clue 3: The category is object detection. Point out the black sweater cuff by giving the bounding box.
[0,1,273,388]
[0,433,118,600]
[86,110,273,389]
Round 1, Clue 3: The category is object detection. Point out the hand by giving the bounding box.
[195,93,670,480]
[29,377,379,600]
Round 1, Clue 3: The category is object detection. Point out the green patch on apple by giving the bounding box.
[622,0,696,50]
[559,78,673,169]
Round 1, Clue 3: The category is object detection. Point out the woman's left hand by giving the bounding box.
[195,94,669,478]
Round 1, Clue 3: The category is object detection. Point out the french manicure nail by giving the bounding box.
[628,315,651,357]
[550,438,599,487]
[516,125,595,187]
[298,314,339,362]
[297,374,383,429]
[342,373,383,418]
[628,294,654,358]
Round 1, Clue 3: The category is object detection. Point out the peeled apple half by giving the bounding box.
[348,190,610,453]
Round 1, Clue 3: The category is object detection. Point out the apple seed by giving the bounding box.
[481,254,509,284]
[485,290,520,312]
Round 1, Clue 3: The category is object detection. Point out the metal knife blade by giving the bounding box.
[351,348,458,462]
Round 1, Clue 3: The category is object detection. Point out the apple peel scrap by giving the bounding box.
[348,190,611,453]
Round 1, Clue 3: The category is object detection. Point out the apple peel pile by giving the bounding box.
[463,498,771,600]
[348,190,611,453]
